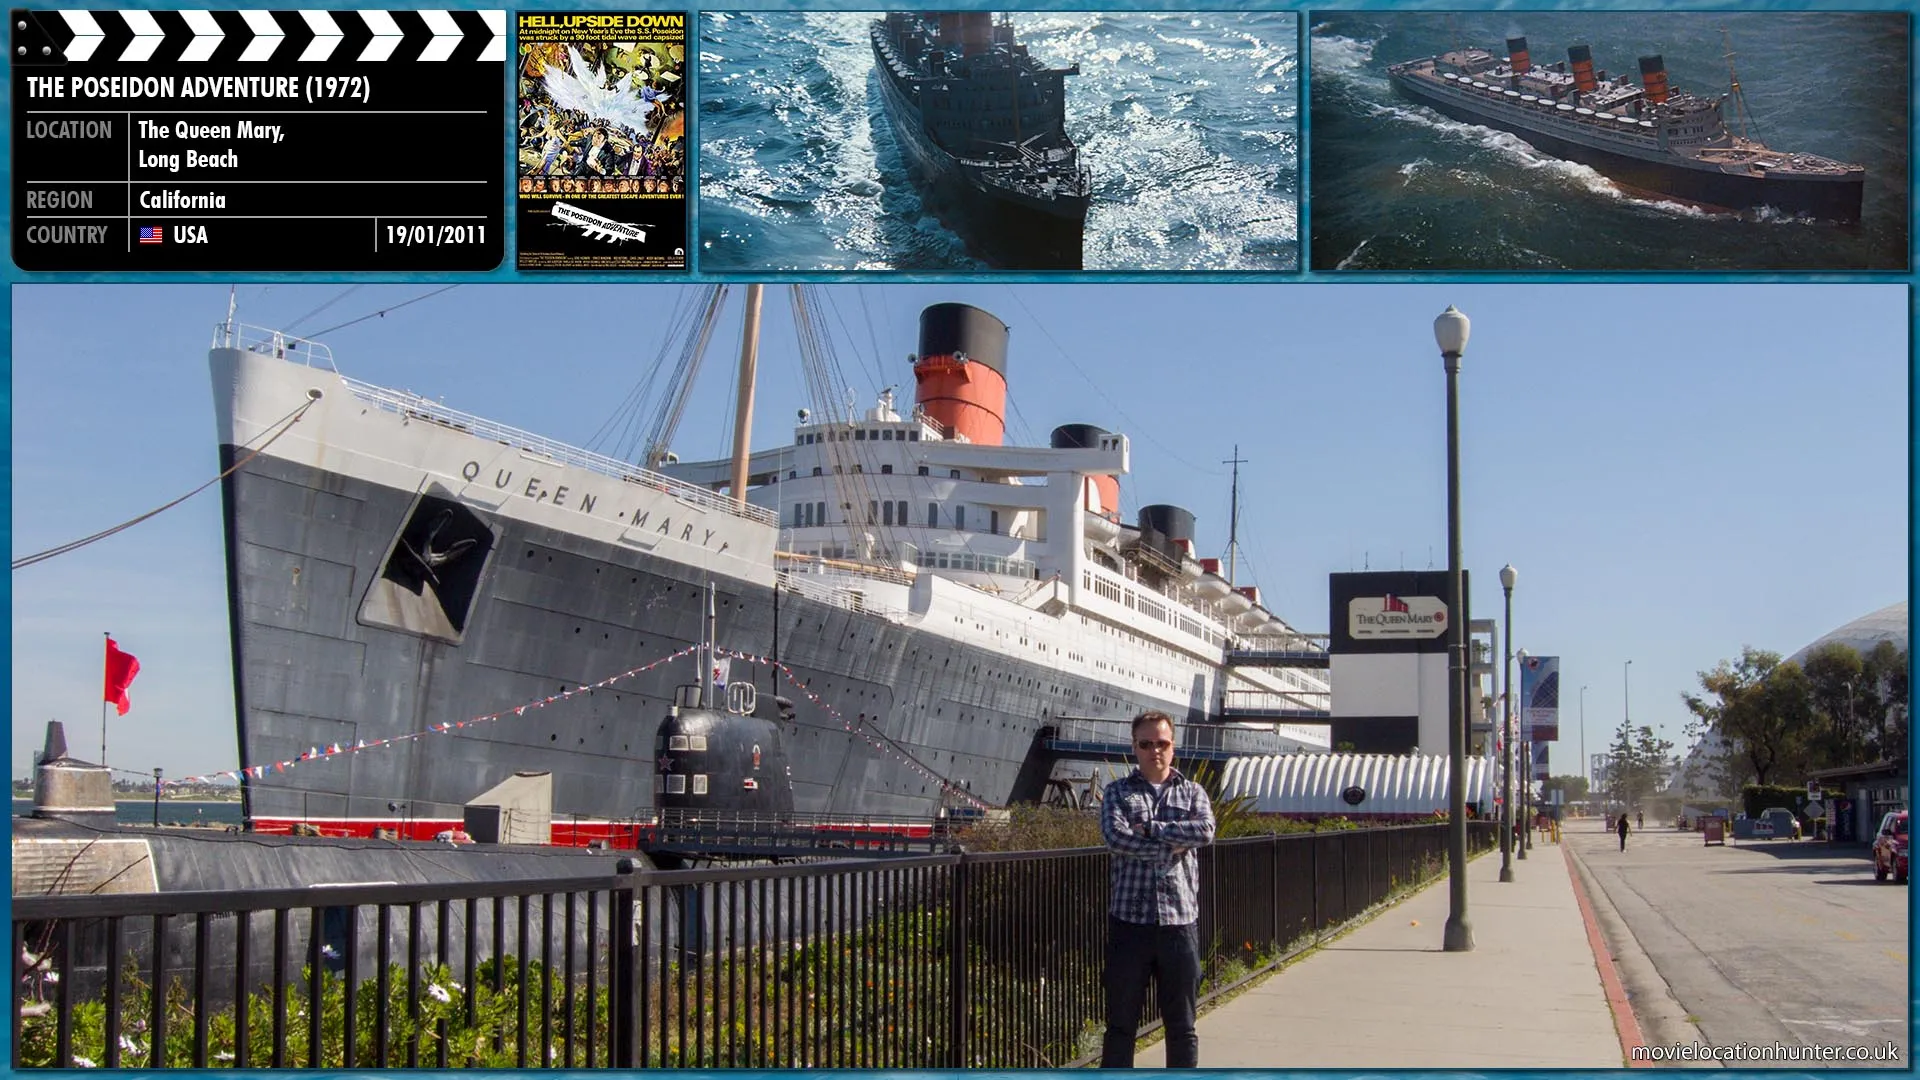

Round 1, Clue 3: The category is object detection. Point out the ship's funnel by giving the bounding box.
[1568,44,1597,93]
[913,303,1009,446]
[936,12,961,46]
[1052,424,1120,521]
[1637,55,1668,104]
[1506,37,1531,75]
[1138,504,1195,545]
[958,12,991,58]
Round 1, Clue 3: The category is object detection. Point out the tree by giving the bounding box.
[1539,774,1589,805]
[1801,642,1869,767]
[1862,641,1910,768]
[1682,647,1813,787]
[1602,721,1674,811]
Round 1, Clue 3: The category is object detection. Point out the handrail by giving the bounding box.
[336,375,778,528]
[214,322,335,371]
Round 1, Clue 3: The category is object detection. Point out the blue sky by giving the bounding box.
[9,282,1908,783]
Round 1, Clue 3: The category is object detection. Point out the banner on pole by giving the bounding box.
[1519,654,1559,741]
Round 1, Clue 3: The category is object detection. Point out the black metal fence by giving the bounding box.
[14,823,1494,1069]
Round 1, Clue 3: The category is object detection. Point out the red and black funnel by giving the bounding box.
[1638,55,1669,104]
[1568,44,1597,93]
[1506,37,1531,75]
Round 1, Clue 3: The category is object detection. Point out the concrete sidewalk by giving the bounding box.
[1134,829,1629,1068]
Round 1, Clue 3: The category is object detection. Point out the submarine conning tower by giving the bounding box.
[1637,55,1668,104]
[1053,423,1120,521]
[1506,36,1530,75]
[913,303,1010,446]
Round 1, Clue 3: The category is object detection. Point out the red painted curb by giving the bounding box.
[1563,840,1651,1067]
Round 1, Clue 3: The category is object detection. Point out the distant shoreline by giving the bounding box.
[10,791,243,803]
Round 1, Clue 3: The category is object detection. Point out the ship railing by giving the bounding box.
[334,376,778,528]
[12,823,1494,1069]
[777,550,915,586]
[216,322,336,372]
[1222,688,1331,711]
[775,568,912,619]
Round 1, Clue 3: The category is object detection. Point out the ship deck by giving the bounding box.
[1390,60,1863,181]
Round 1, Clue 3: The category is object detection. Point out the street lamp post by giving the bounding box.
[1498,564,1517,883]
[1516,648,1531,857]
[1623,659,1633,819]
[1435,305,1473,953]
[1580,685,1590,787]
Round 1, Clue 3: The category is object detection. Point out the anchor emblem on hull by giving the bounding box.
[397,509,478,592]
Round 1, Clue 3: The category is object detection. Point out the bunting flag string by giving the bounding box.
[161,644,702,788]
[717,648,992,812]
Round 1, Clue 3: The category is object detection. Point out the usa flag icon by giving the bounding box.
[138,227,163,245]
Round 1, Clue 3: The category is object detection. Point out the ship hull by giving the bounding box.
[220,449,1235,832]
[870,54,1087,269]
[1392,76,1864,222]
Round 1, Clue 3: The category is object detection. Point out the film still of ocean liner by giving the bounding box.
[870,12,1092,268]
[1388,36,1864,221]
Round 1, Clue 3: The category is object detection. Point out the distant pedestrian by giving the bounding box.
[1617,812,1631,851]
[1636,809,1644,830]
[1100,710,1216,1069]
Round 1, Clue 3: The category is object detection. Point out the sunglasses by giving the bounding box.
[1135,739,1172,751]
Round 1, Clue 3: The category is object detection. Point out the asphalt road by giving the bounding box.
[1564,815,1908,1069]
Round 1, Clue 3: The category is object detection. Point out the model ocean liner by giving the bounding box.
[870,12,1091,267]
[212,291,1329,842]
[1387,37,1865,222]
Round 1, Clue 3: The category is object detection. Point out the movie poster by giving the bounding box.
[515,12,687,270]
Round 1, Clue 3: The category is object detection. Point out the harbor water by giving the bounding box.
[699,11,1298,271]
[12,799,245,827]
[1309,12,1908,271]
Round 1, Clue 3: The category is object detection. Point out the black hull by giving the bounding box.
[871,69,1086,269]
[1393,77,1865,223]
[219,450,1244,827]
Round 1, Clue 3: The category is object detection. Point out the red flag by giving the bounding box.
[104,638,140,716]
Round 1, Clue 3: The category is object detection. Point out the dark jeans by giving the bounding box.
[1101,916,1200,1068]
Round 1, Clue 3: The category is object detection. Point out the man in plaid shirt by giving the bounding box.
[1099,710,1215,1068]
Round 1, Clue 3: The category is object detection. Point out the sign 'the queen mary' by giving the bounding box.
[1347,594,1449,640]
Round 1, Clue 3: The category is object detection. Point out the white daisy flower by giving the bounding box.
[428,983,452,1004]
[72,1056,98,1068]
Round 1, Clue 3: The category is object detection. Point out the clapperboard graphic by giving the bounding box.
[12,9,506,271]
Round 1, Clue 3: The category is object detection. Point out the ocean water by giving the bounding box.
[699,11,1298,272]
[1309,12,1908,271]
[12,799,245,826]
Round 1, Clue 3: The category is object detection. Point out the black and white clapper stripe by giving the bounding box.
[32,9,502,64]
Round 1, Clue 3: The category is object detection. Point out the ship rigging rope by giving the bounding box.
[722,647,992,810]
[11,397,319,571]
[156,640,991,811]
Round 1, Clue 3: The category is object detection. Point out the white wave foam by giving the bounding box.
[1333,236,1372,270]
[1309,33,1374,77]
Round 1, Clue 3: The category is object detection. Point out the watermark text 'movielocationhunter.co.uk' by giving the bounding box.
[1633,1042,1901,1064]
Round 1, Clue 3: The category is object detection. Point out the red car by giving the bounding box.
[1873,810,1908,883]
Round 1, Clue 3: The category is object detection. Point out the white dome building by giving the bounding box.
[1671,601,1908,799]
[1787,601,1908,666]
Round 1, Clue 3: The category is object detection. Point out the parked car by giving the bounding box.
[1759,807,1803,840]
[1873,810,1908,883]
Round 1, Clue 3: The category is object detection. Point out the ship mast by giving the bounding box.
[728,284,764,504]
[1720,28,1761,143]
[1223,444,1247,587]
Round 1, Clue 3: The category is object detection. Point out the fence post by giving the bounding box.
[1269,835,1280,950]
[611,859,641,1068]
[1309,835,1320,932]
[946,857,970,1068]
